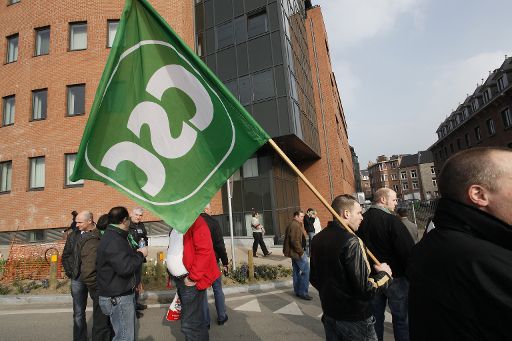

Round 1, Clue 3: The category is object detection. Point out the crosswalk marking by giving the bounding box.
[233,299,261,312]
[273,301,303,315]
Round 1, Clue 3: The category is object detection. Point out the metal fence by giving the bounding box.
[399,199,438,231]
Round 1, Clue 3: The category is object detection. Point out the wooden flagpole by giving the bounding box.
[269,139,381,265]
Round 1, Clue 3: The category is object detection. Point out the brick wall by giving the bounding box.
[0,0,194,232]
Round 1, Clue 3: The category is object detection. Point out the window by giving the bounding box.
[8,0,20,4]
[69,22,87,50]
[392,184,399,192]
[28,230,45,243]
[35,27,50,56]
[402,182,409,190]
[400,171,407,180]
[252,70,275,101]
[247,10,268,38]
[412,181,419,189]
[486,119,496,136]
[32,89,47,120]
[434,191,439,197]
[2,95,15,126]
[474,126,481,142]
[432,179,437,187]
[465,133,471,147]
[216,21,233,50]
[391,173,397,180]
[391,162,397,169]
[463,108,469,120]
[195,33,204,56]
[497,76,508,91]
[410,169,417,178]
[65,154,84,186]
[472,99,479,112]
[107,20,119,48]
[29,156,45,189]
[483,88,492,103]
[6,34,18,63]
[430,166,435,175]
[502,108,512,128]
[380,174,387,181]
[242,157,258,178]
[0,161,12,193]
[238,75,252,105]
[67,84,85,116]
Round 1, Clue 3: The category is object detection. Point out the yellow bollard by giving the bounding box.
[157,251,164,265]
[49,254,58,290]
[248,250,254,282]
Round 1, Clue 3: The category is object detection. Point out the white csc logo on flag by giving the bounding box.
[101,64,214,197]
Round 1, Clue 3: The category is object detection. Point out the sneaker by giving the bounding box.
[217,315,229,325]
[264,252,272,256]
[297,294,313,301]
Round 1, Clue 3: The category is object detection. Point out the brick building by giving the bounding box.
[0,0,354,245]
[430,56,512,173]
[367,155,401,196]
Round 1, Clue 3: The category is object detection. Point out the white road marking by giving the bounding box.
[233,299,261,312]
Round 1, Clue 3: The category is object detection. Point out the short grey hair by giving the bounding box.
[80,211,93,222]
[132,207,144,215]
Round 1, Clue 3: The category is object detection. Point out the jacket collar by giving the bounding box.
[434,198,512,251]
[370,205,391,214]
[107,224,129,238]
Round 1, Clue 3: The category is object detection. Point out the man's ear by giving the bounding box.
[342,209,350,220]
[467,185,490,208]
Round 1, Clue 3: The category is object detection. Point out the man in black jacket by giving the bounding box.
[356,188,414,341]
[408,147,512,341]
[310,194,392,341]
[62,210,89,341]
[201,204,229,326]
[304,208,316,257]
[97,207,147,341]
[128,207,148,315]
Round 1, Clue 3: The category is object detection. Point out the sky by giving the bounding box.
[319,0,512,168]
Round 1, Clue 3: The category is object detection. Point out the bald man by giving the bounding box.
[356,188,414,341]
[408,148,512,341]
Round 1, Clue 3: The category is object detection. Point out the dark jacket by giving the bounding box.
[356,206,414,277]
[79,229,101,292]
[128,220,148,246]
[96,225,145,297]
[304,215,315,233]
[62,228,81,280]
[408,198,512,341]
[283,220,305,260]
[310,221,391,321]
[201,213,228,266]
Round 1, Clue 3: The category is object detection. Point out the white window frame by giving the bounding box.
[29,156,45,189]
[400,171,407,180]
[432,179,437,187]
[412,181,419,189]
[410,169,417,178]
[402,182,409,190]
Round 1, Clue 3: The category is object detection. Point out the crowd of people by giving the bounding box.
[60,147,512,341]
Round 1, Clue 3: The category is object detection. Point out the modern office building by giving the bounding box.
[430,56,512,173]
[0,0,354,246]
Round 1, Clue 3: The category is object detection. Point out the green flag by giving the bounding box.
[71,0,269,232]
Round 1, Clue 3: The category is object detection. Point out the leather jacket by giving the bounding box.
[62,228,81,280]
[310,220,391,321]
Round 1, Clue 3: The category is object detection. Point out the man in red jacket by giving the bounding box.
[177,215,221,341]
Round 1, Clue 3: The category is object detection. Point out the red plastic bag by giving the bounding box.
[166,293,181,321]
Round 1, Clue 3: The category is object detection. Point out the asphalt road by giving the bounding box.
[0,287,395,340]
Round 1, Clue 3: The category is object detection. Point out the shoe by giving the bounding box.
[136,311,144,319]
[217,315,228,325]
[253,254,259,258]
[297,294,313,301]
[136,303,147,310]
[264,252,272,256]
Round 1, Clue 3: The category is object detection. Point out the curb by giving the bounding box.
[0,279,293,305]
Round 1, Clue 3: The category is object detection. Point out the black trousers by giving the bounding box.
[252,232,269,255]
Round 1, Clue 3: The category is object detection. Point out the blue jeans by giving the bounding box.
[307,232,315,257]
[291,253,310,296]
[71,279,89,341]
[99,293,136,341]
[372,277,409,341]
[322,314,377,341]
[176,279,209,341]
[212,276,227,322]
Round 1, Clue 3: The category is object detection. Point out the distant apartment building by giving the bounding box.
[360,169,372,199]
[368,151,437,201]
[430,56,512,173]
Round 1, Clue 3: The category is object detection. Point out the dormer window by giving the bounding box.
[472,98,479,112]
[483,88,492,103]
[455,114,461,125]
[463,107,469,120]
[497,76,508,92]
